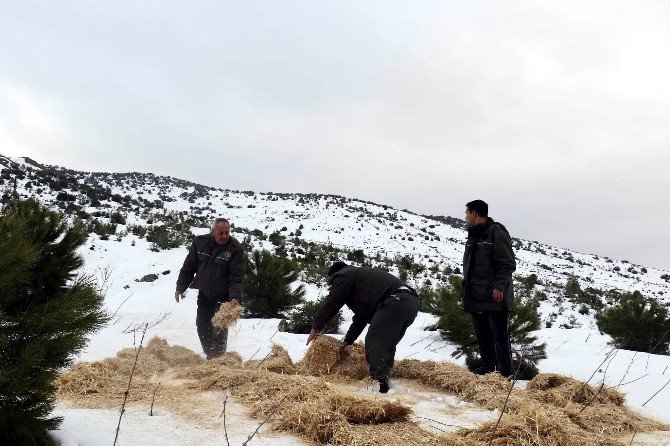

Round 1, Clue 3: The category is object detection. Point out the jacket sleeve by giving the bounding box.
[312,275,353,332]
[176,241,198,293]
[493,225,516,291]
[228,248,245,301]
[343,313,367,345]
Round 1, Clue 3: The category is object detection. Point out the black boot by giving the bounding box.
[379,377,389,394]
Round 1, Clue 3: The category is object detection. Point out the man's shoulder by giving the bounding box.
[228,236,243,252]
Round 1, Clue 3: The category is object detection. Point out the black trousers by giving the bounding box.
[470,311,512,377]
[365,292,420,380]
[196,293,229,359]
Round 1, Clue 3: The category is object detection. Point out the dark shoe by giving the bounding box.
[379,377,389,394]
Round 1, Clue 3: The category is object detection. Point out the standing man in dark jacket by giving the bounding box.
[175,218,244,359]
[307,262,420,393]
[462,200,516,377]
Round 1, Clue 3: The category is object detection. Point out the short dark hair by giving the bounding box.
[328,261,348,277]
[466,200,488,217]
[213,217,230,227]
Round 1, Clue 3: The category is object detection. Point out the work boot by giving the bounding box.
[379,377,389,394]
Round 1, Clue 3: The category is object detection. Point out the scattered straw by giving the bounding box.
[211,302,244,328]
[58,338,670,446]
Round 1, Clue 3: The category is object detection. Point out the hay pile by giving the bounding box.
[455,401,626,446]
[393,359,477,394]
[300,335,342,375]
[58,337,205,407]
[331,342,370,380]
[246,344,296,374]
[526,373,625,407]
[211,302,244,328]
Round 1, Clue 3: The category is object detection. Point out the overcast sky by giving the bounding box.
[1,0,669,270]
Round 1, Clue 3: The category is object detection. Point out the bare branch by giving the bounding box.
[114,323,149,446]
[242,397,286,446]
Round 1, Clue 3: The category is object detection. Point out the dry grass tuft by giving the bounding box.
[211,302,244,328]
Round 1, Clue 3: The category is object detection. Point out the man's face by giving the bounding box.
[465,208,477,227]
[212,222,231,245]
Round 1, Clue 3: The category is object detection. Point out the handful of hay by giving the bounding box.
[211,302,244,328]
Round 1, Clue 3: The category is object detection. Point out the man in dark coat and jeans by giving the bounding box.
[175,218,244,359]
[462,200,516,377]
[307,262,420,393]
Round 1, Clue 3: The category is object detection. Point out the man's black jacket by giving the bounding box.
[462,218,516,312]
[312,266,406,344]
[176,234,244,302]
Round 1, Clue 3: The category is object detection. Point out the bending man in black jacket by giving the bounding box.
[462,200,516,377]
[307,262,419,393]
[175,218,245,359]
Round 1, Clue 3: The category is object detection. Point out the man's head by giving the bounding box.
[211,218,231,245]
[328,261,348,278]
[465,200,488,227]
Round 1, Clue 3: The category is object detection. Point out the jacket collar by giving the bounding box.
[468,217,495,239]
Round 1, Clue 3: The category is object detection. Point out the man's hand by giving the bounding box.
[230,298,239,307]
[306,329,318,345]
[175,290,184,302]
[338,340,349,355]
[492,289,504,302]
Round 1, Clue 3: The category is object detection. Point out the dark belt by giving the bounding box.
[379,287,418,308]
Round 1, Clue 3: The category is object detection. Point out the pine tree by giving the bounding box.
[597,291,670,354]
[0,199,108,445]
[278,299,343,334]
[437,275,546,379]
[243,249,306,318]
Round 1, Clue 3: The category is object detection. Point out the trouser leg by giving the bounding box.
[365,294,419,380]
[488,311,512,377]
[210,326,229,358]
[471,312,497,374]
[196,294,226,359]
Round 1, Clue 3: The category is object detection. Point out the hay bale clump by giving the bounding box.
[301,335,342,375]
[393,359,477,395]
[211,302,244,328]
[563,402,670,436]
[527,373,626,407]
[330,342,369,380]
[328,392,412,424]
[246,344,296,374]
[173,352,243,381]
[461,373,513,410]
[459,402,626,446]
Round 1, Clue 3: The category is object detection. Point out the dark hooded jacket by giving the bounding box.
[176,234,244,302]
[462,218,516,312]
[312,266,405,344]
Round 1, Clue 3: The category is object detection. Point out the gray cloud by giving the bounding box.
[1,0,669,269]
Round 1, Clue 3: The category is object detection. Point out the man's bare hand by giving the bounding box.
[175,290,184,302]
[492,289,504,302]
[306,329,318,345]
[230,298,239,307]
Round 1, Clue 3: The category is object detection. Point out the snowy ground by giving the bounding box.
[47,234,670,445]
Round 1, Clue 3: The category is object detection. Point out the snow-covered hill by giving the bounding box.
[3,154,670,445]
